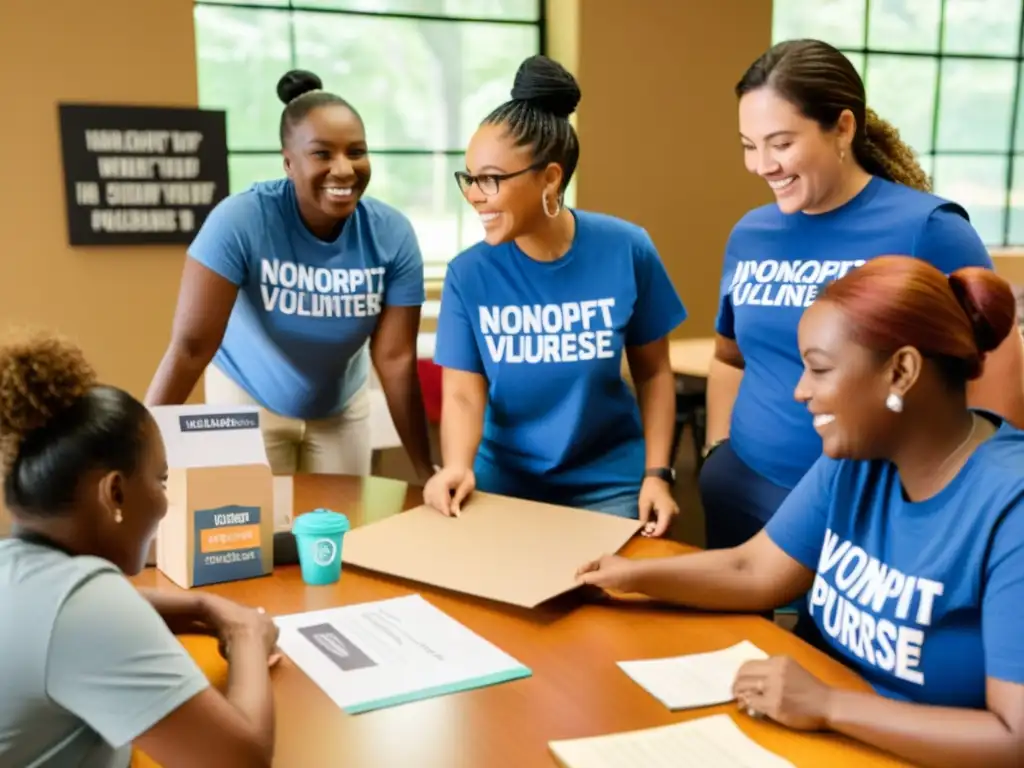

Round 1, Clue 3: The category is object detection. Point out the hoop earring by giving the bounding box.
[542,192,560,219]
[885,392,903,413]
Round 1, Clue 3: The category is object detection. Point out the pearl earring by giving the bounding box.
[113,509,123,524]
[885,393,903,413]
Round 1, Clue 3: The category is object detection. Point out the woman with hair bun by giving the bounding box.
[425,55,688,536]
[147,69,434,482]
[0,334,279,767]
[579,256,1024,768]
[700,38,1024,553]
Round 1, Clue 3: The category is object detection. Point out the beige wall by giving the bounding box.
[0,0,198,401]
[0,0,199,535]
[573,0,774,336]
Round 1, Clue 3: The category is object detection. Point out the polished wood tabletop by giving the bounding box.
[133,474,909,768]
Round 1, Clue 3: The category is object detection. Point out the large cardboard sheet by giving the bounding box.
[340,492,643,608]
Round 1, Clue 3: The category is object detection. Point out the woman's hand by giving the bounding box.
[638,477,679,537]
[575,554,643,594]
[732,656,835,731]
[423,465,476,517]
[201,595,281,666]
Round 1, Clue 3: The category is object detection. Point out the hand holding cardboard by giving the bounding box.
[149,404,275,589]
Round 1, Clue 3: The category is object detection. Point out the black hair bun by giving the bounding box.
[510,55,581,119]
[276,69,323,105]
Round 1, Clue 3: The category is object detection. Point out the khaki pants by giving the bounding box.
[203,364,372,476]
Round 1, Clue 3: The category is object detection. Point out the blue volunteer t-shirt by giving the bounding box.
[434,210,687,506]
[188,179,425,419]
[717,176,993,493]
[766,414,1024,708]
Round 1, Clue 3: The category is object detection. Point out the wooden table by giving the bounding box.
[134,475,907,768]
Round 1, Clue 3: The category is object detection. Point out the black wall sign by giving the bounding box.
[57,103,229,246]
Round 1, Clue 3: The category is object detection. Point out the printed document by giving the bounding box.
[618,640,769,710]
[549,713,794,768]
[274,594,531,714]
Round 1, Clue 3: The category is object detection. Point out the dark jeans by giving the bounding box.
[698,439,790,550]
[697,440,826,651]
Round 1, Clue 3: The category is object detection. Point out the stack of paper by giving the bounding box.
[617,640,769,710]
[549,714,794,768]
[274,594,531,714]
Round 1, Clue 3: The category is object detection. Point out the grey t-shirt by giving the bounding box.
[0,538,210,767]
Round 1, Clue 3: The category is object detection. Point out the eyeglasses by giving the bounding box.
[453,162,546,196]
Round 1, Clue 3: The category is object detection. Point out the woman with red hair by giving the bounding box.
[578,256,1024,768]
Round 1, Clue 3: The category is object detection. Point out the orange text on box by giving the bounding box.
[200,524,262,554]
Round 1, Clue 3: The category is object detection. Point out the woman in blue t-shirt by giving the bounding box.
[424,55,687,536]
[699,39,1024,550]
[579,256,1024,767]
[146,69,433,480]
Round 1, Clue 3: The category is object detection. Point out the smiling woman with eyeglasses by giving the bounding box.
[425,55,687,536]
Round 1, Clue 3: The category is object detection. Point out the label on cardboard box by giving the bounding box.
[193,504,265,587]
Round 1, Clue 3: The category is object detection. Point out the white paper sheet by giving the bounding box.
[617,640,769,710]
[274,594,531,714]
[549,714,794,768]
[148,403,270,469]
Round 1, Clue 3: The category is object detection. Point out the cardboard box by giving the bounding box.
[149,404,275,588]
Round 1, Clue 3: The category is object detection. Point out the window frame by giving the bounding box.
[774,0,1024,248]
[193,0,547,299]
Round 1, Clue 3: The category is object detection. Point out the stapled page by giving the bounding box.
[148,404,270,468]
[548,714,795,768]
[617,640,769,710]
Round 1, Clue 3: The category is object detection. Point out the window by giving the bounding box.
[773,0,1024,247]
[193,0,544,283]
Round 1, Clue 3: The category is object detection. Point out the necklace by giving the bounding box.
[934,414,979,479]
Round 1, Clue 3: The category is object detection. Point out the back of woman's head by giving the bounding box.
[483,54,581,196]
[819,257,1017,385]
[736,39,930,192]
[0,334,150,515]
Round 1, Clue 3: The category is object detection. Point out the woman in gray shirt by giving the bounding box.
[0,333,278,767]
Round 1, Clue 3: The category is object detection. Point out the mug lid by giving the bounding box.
[291,508,350,536]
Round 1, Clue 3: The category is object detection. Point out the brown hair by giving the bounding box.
[819,257,1016,385]
[736,39,931,192]
[0,332,150,516]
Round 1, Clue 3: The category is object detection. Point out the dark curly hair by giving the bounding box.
[0,332,151,516]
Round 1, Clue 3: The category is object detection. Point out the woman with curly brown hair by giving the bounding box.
[698,38,1024,557]
[0,334,279,767]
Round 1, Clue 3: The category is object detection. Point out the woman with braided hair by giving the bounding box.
[699,38,1024,558]
[424,55,687,536]
[0,333,279,767]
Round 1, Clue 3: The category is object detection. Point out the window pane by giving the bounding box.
[933,154,1008,245]
[228,154,284,194]
[194,6,291,151]
[298,0,540,21]
[867,0,941,52]
[936,59,1015,152]
[1014,62,1024,150]
[293,13,538,151]
[1006,155,1024,245]
[844,51,866,78]
[198,0,286,5]
[369,154,470,280]
[942,0,1022,57]
[772,0,866,48]
[864,54,937,155]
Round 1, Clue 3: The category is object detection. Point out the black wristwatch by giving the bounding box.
[645,466,677,485]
